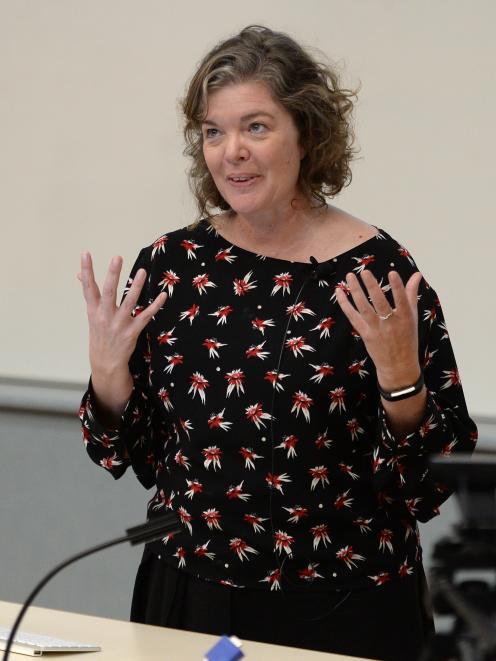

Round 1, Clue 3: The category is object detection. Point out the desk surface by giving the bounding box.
[0,601,373,660]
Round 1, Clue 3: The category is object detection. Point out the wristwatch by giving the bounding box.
[378,372,425,402]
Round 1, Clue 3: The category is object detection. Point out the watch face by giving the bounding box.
[391,386,416,398]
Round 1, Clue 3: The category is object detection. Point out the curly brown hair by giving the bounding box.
[181,25,358,222]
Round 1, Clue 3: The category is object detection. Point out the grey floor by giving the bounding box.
[0,409,460,621]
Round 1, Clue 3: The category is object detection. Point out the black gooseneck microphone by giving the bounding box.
[2,513,182,661]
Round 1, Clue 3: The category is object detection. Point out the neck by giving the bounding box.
[219,199,326,255]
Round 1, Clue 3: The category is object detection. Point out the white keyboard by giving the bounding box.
[0,626,100,656]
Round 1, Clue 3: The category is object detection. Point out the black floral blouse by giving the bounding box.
[79,220,477,592]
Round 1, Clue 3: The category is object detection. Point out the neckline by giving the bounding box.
[200,219,385,267]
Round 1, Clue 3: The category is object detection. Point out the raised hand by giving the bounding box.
[335,269,423,391]
[79,252,166,421]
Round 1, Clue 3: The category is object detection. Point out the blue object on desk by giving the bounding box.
[204,634,244,661]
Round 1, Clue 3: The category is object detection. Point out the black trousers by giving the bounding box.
[131,549,434,661]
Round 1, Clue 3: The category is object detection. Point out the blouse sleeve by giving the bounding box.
[371,277,478,523]
[79,246,166,490]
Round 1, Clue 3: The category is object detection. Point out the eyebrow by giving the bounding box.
[202,111,275,126]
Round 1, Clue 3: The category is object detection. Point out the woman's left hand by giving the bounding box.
[335,270,424,390]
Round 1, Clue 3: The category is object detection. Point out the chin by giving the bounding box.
[223,196,265,217]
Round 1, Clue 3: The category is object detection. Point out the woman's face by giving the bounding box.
[201,80,305,219]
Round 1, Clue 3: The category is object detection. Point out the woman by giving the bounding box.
[79,25,477,660]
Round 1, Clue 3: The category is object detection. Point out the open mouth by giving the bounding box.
[227,175,260,186]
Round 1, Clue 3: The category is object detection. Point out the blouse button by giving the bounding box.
[261,436,266,442]
[332,572,337,578]
[286,329,291,334]
[170,382,174,387]
[318,503,323,509]
[390,262,395,267]
[201,262,206,267]
[158,555,162,560]
[257,305,262,310]
[216,367,221,372]
[333,258,337,263]
[224,563,229,568]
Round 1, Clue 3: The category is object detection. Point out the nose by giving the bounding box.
[224,133,249,162]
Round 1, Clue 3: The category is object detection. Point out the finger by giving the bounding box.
[80,252,101,305]
[335,286,367,335]
[100,256,123,311]
[404,271,423,311]
[345,272,376,319]
[119,268,147,315]
[132,291,167,333]
[361,269,394,317]
[388,270,418,314]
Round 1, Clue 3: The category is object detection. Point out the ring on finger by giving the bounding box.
[377,310,395,321]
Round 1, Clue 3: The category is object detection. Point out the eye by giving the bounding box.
[204,128,220,139]
[249,122,267,134]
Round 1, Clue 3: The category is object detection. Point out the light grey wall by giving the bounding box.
[0,0,495,417]
[0,409,145,619]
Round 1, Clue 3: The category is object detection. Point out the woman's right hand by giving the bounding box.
[79,252,166,421]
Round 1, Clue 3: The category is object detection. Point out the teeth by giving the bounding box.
[231,176,254,182]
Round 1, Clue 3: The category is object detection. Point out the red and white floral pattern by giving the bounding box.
[80,221,477,592]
